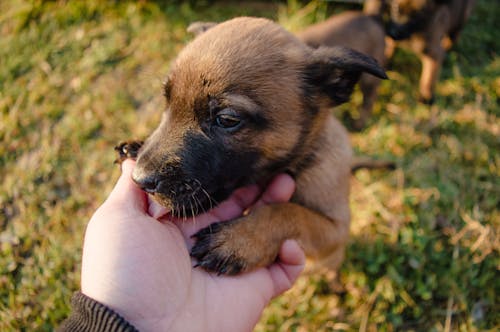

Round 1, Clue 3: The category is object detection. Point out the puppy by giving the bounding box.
[364,0,476,104]
[117,17,386,275]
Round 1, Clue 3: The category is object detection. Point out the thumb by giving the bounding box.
[253,173,295,209]
[105,159,147,212]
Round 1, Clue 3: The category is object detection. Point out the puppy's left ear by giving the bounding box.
[305,46,387,106]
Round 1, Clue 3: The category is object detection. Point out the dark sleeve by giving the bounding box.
[58,292,139,332]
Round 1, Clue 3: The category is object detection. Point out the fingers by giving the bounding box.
[253,173,295,208]
[105,159,148,212]
[267,240,305,298]
[109,159,138,196]
[209,184,260,221]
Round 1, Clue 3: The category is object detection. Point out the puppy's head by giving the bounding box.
[132,17,386,215]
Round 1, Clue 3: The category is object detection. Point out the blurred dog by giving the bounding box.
[365,0,476,103]
[117,17,386,275]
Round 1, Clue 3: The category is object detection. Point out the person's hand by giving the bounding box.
[81,159,305,332]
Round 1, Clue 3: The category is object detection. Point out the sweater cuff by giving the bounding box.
[58,292,139,332]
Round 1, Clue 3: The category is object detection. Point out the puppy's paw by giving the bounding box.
[114,140,143,164]
[190,220,280,275]
[190,222,246,275]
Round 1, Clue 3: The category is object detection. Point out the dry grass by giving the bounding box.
[1,0,498,330]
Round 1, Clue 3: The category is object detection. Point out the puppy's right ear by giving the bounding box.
[187,21,218,36]
[304,46,387,106]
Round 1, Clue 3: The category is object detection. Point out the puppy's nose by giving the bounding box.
[132,169,160,194]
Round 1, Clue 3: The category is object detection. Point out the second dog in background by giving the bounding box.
[365,0,476,104]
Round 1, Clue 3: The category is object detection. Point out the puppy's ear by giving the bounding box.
[305,46,387,106]
[187,21,218,36]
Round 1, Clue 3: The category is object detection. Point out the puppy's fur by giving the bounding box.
[365,0,476,103]
[118,17,386,275]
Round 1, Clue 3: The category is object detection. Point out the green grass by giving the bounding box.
[1,0,498,330]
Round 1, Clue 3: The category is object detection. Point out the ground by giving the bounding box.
[0,0,498,330]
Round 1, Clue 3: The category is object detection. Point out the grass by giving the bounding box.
[1,0,498,330]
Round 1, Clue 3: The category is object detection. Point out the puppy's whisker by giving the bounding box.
[189,198,195,223]
[192,178,217,210]
[192,193,205,216]
[182,204,187,222]
[174,203,179,220]
[202,189,213,211]
[192,194,200,216]
[188,196,198,229]
[200,186,218,211]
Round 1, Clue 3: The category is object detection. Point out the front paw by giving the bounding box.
[114,140,143,164]
[190,222,246,275]
[190,220,280,275]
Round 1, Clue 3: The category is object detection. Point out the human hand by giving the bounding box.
[81,159,305,332]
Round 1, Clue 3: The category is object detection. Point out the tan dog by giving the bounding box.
[365,0,476,103]
[117,17,386,275]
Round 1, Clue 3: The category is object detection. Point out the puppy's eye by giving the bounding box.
[215,110,241,130]
[216,114,240,128]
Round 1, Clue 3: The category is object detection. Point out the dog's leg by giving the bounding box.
[190,202,348,275]
[384,37,396,60]
[114,140,144,164]
[418,8,450,104]
[418,50,444,104]
[418,33,445,104]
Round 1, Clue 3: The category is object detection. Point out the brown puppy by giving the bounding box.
[297,11,386,130]
[117,17,386,275]
[364,0,476,103]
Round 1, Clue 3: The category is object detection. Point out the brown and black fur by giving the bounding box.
[117,17,386,275]
[365,0,476,104]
